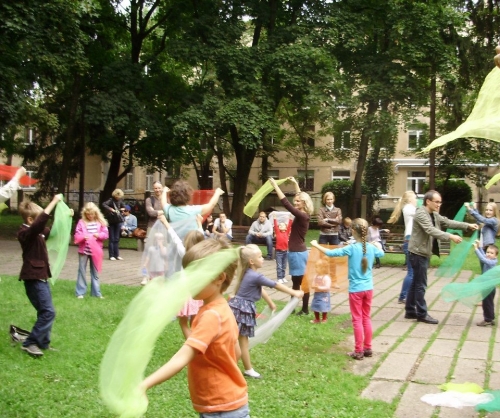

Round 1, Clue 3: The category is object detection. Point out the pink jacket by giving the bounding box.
[74,220,109,272]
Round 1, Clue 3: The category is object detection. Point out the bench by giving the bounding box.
[380,232,451,255]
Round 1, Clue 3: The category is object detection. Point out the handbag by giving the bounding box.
[132,228,147,239]
[106,201,124,224]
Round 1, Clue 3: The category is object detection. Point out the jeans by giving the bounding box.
[275,250,288,280]
[398,237,414,301]
[23,280,56,349]
[245,234,273,258]
[76,254,102,297]
[108,222,121,258]
[483,287,496,322]
[405,253,430,318]
[318,234,340,245]
[199,404,250,418]
[349,290,373,352]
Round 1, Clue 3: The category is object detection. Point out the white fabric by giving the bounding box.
[0,178,19,203]
[421,391,494,409]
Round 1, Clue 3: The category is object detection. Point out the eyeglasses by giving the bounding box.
[431,200,442,205]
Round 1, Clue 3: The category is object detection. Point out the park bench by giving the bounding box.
[380,232,451,255]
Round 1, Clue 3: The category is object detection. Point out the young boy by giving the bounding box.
[474,240,499,326]
[17,195,62,357]
[142,239,249,417]
[274,215,292,284]
[339,217,353,244]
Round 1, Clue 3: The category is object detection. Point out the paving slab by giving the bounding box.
[395,382,438,418]
[459,341,490,360]
[451,358,486,385]
[444,312,473,326]
[437,325,465,340]
[427,338,460,357]
[409,323,439,339]
[467,325,494,342]
[373,352,420,381]
[412,354,453,384]
[372,307,403,322]
[371,335,398,354]
[393,337,427,355]
[361,380,403,403]
[438,406,482,418]
[488,361,500,389]
[380,321,414,337]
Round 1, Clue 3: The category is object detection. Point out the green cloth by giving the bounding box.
[424,67,500,152]
[439,382,484,394]
[0,203,6,216]
[436,230,478,278]
[446,204,468,236]
[46,195,73,285]
[477,390,500,412]
[99,248,238,418]
[243,178,289,218]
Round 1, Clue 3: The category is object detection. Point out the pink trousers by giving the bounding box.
[348,290,373,353]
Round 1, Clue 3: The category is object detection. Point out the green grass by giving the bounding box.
[0,277,395,418]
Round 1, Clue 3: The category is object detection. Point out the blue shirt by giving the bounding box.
[236,269,276,302]
[475,248,498,274]
[469,209,499,247]
[324,243,384,293]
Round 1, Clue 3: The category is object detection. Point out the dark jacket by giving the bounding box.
[102,197,125,225]
[18,212,52,281]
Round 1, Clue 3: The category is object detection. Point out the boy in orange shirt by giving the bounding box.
[142,239,249,417]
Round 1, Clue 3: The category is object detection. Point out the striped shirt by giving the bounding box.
[84,222,99,255]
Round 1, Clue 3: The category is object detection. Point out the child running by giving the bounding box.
[74,202,109,299]
[229,244,304,379]
[142,239,249,417]
[473,240,499,326]
[273,214,292,284]
[310,259,331,324]
[311,218,384,360]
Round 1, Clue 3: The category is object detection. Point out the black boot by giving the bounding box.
[296,292,310,315]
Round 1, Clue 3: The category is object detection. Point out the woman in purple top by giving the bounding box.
[269,177,314,316]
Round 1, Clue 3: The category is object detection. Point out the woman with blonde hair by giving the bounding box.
[74,202,109,298]
[388,191,417,303]
[102,189,125,261]
[318,191,342,245]
[269,176,313,316]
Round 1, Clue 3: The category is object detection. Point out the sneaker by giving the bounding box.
[283,278,288,283]
[244,369,262,379]
[398,299,405,304]
[116,256,123,260]
[477,320,495,327]
[295,310,309,316]
[76,295,84,299]
[21,344,44,357]
[265,256,273,261]
[347,351,364,360]
[363,349,373,357]
[11,332,27,343]
[140,278,148,286]
[109,257,116,261]
[321,318,328,323]
[10,325,29,343]
[310,319,321,324]
[277,279,284,284]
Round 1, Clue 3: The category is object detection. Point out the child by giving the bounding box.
[74,202,109,299]
[311,218,384,360]
[473,240,499,326]
[17,195,63,357]
[368,217,389,268]
[141,232,168,284]
[339,217,353,244]
[228,244,304,378]
[274,215,292,284]
[142,239,250,417]
[310,259,331,324]
[465,202,500,272]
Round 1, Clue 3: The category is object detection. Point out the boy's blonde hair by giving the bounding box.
[81,202,108,226]
[19,201,43,223]
[182,238,238,292]
[343,217,352,226]
[351,218,369,273]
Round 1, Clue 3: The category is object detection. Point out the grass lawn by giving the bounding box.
[0,277,396,418]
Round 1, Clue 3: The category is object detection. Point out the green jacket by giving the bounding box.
[409,206,470,258]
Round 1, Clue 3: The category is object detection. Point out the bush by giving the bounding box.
[320,180,374,218]
[427,180,472,219]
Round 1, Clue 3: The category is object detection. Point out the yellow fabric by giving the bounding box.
[439,382,484,394]
[243,178,289,218]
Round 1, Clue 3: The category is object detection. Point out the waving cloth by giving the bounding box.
[100,248,238,418]
[302,246,348,293]
[477,390,500,412]
[0,165,37,186]
[446,204,469,236]
[423,67,500,152]
[46,195,73,285]
[243,178,289,218]
[441,264,500,308]
[436,230,478,279]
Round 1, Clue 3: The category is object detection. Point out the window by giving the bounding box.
[125,170,135,191]
[297,170,314,191]
[408,129,426,149]
[333,131,351,150]
[407,171,426,194]
[200,137,208,151]
[332,170,350,180]
[145,174,153,191]
[267,170,279,179]
[22,168,37,190]
[198,170,213,189]
[24,128,35,145]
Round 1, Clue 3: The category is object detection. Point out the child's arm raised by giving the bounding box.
[142,344,196,390]
[261,289,276,312]
[44,194,62,215]
[310,240,327,253]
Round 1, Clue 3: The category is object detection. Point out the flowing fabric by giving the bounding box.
[436,230,478,278]
[0,203,6,216]
[441,264,500,308]
[438,382,484,394]
[423,67,500,152]
[249,297,299,349]
[421,391,493,408]
[0,165,37,186]
[100,249,238,418]
[303,246,349,293]
[189,190,215,223]
[446,204,468,236]
[477,390,500,412]
[46,196,73,285]
[243,178,289,218]
[88,238,104,273]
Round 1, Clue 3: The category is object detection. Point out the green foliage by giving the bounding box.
[321,180,375,219]
[427,179,472,219]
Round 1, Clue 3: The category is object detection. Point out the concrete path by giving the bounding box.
[0,239,499,417]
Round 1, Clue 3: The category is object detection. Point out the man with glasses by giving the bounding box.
[405,190,478,324]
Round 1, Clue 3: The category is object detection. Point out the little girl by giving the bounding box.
[311,218,384,360]
[141,232,168,283]
[273,214,292,284]
[229,244,304,378]
[74,202,109,298]
[465,201,500,271]
[310,259,331,324]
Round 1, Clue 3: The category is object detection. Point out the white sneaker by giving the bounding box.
[140,278,148,286]
[116,256,123,260]
[109,257,116,261]
[244,369,261,379]
[277,279,284,284]
[283,278,288,283]
[76,295,84,299]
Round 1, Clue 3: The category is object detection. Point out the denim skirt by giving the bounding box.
[288,250,308,276]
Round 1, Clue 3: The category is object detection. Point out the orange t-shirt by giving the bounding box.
[186,297,248,413]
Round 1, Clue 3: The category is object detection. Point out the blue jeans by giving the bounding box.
[108,222,121,258]
[23,280,56,349]
[199,404,250,418]
[319,234,340,245]
[76,254,102,297]
[405,253,430,318]
[275,250,288,280]
[245,234,273,258]
[398,237,414,301]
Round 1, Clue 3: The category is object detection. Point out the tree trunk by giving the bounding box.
[100,150,129,204]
